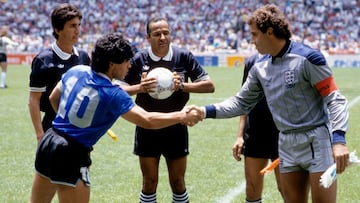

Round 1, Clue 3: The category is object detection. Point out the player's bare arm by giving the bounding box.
[28,91,45,141]
[180,79,215,93]
[49,82,62,113]
[121,105,202,129]
[232,115,247,161]
[171,71,182,91]
[332,143,350,173]
[119,72,157,95]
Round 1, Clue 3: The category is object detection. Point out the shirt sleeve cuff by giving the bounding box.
[332,131,346,144]
[204,105,216,118]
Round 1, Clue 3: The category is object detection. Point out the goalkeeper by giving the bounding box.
[192,4,350,203]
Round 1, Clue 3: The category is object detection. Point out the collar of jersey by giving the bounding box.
[272,39,291,60]
[148,44,173,61]
[52,42,79,60]
[97,72,111,83]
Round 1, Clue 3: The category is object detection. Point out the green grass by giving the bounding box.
[0,65,360,202]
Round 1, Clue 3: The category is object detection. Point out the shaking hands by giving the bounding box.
[181,105,204,126]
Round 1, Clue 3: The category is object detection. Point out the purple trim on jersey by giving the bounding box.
[205,105,216,118]
[210,40,348,136]
[332,131,346,144]
[289,42,327,66]
[266,40,327,66]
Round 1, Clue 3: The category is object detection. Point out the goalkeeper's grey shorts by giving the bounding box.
[278,125,334,173]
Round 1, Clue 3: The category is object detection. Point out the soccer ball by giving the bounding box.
[146,67,174,100]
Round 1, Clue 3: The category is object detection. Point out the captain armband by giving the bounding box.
[315,76,338,97]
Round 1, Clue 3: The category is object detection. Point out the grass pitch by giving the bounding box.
[0,65,359,202]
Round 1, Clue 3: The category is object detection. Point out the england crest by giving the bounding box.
[284,70,295,88]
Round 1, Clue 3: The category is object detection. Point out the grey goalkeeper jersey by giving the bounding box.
[208,41,349,134]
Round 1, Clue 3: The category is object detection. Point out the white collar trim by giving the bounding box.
[52,43,79,60]
[148,44,173,61]
[97,72,111,82]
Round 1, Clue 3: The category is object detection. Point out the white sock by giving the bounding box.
[173,190,189,203]
[1,72,6,87]
[140,191,156,203]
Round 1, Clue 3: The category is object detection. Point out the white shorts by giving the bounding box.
[279,125,334,173]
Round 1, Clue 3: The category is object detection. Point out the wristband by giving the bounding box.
[332,131,346,144]
[204,105,216,118]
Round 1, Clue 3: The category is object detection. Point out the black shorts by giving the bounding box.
[0,53,6,63]
[35,128,92,187]
[133,124,189,159]
[41,111,57,132]
[241,125,279,159]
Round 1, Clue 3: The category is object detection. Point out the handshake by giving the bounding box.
[180,105,205,126]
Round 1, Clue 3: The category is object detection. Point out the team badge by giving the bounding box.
[284,70,295,88]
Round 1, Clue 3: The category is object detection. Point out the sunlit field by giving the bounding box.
[1,65,359,202]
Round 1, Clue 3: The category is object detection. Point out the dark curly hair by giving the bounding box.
[91,33,134,73]
[51,3,82,39]
[247,4,292,39]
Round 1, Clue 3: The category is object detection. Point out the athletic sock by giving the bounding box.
[139,191,156,203]
[0,72,6,87]
[245,198,262,203]
[172,190,189,203]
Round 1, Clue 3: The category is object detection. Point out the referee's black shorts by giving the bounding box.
[35,128,92,187]
[133,124,189,159]
[241,125,279,159]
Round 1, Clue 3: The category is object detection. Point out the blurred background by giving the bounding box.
[1,0,359,56]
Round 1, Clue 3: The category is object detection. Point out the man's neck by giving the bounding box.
[56,40,73,54]
[270,39,288,57]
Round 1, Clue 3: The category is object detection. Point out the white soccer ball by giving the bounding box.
[146,67,174,100]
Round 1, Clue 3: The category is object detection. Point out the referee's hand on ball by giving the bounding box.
[172,72,183,91]
[140,72,157,93]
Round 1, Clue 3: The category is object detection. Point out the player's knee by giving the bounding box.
[170,178,186,193]
[142,177,158,192]
[246,181,262,200]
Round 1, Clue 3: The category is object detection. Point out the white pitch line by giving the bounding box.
[215,96,360,203]
[349,96,360,108]
[215,181,246,203]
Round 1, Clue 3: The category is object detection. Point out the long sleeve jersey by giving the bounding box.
[205,40,349,142]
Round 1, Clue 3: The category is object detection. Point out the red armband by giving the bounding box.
[315,76,338,96]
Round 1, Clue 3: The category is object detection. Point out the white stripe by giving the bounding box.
[215,181,246,203]
[29,86,46,92]
[349,96,360,108]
